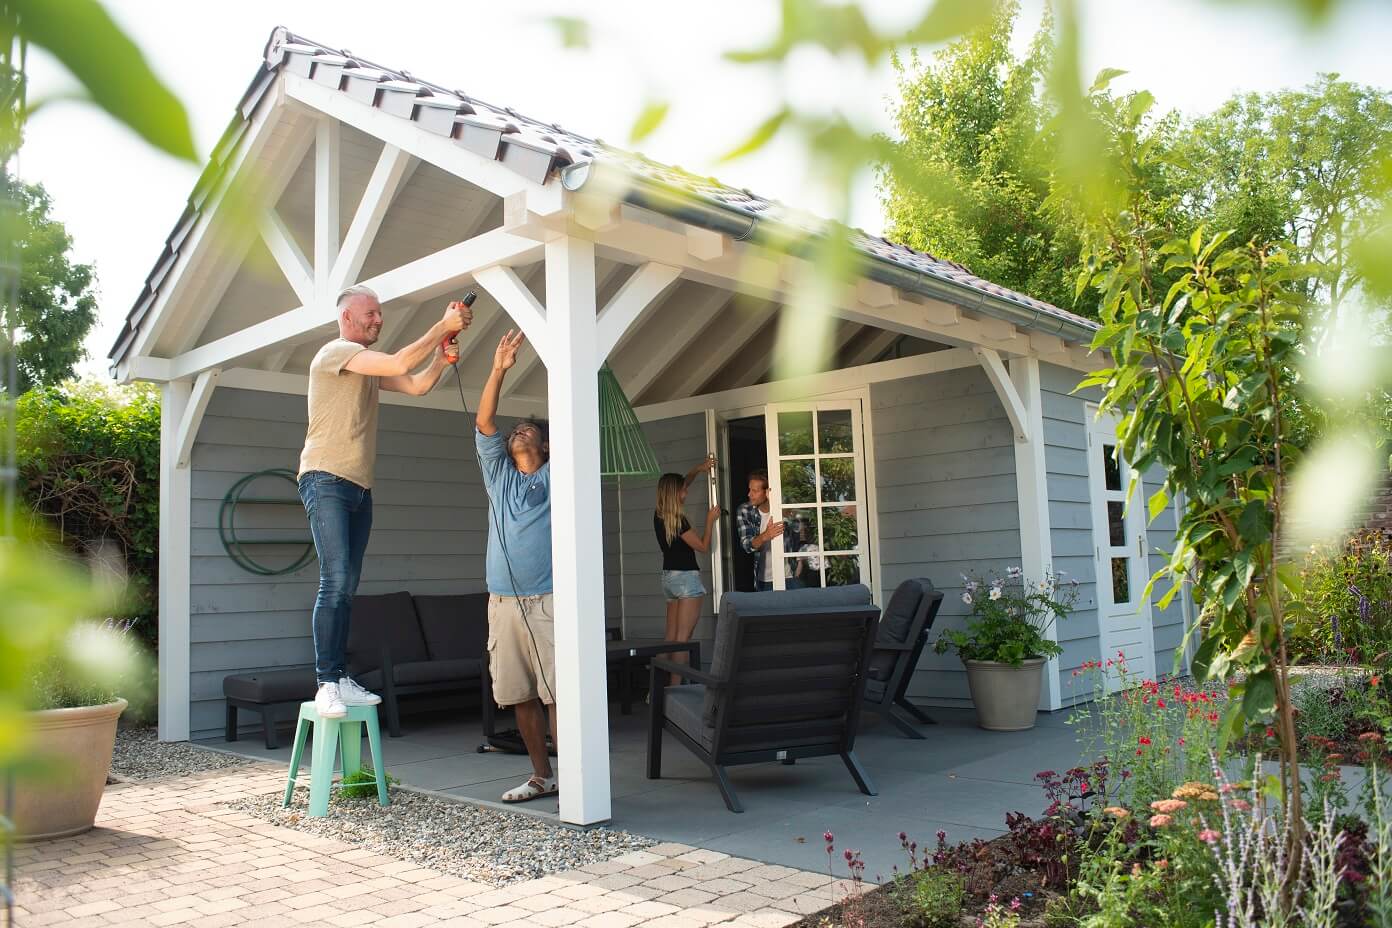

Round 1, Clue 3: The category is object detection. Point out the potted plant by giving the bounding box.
[12,618,144,840]
[934,568,1076,731]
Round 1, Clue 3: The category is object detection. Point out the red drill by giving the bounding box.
[442,290,478,363]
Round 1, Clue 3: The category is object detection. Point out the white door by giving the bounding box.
[763,402,871,592]
[1087,408,1155,690]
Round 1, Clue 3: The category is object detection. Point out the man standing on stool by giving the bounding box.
[475,329,558,803]
[298,285,472,719]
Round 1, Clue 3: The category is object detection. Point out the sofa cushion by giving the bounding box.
[864,677,887,702]
[223,669,316,704]
[347,591,428,672]
[866,579,932,683]
[706,585,873,724]
[358,658,483,690]
[414,593,489,661]
[663,684,712,751]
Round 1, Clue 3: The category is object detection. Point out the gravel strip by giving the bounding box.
[229,787,656,885]
[110,726,250,781]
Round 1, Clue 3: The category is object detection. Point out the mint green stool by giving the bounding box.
[282,702,389,817]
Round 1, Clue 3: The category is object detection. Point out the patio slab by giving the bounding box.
[199,703,1085,880]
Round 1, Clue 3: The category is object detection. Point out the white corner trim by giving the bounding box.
[973,346,1030,442]
[174,369,220,469]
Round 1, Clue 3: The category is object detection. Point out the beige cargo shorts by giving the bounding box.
[486,593,556,706]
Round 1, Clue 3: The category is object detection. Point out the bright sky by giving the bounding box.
[17,0,1392,376]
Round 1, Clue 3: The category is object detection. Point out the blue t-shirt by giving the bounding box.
[476,428,552,596]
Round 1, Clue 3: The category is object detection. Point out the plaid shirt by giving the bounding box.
[736,502,791,586]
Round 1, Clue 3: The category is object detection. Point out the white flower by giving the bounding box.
[989,586,1003,601]
[965,580,979,592]
[1007,566,1022,578]
[962,592,974,605]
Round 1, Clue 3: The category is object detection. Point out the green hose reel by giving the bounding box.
[218,468,316,576]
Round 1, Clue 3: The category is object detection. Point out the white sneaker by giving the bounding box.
[315,682,347,719]
[338,676,382,706]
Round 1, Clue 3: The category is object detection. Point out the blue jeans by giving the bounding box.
[299,472,373,685]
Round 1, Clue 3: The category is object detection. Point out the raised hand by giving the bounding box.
[441,301,467,334]
[698,453,717,473]
[494,329,525,371]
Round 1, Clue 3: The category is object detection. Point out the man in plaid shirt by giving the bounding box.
[735,469,788,591]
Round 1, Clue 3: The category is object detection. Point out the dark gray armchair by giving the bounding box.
[861,578,943,738]
[647,585,881,813]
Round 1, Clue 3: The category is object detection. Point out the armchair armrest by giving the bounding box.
[872,639,920,652]
[650,657,724,687]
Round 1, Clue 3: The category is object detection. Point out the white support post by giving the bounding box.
[974,346,1030,442]
[158,380,194,742]
[545,235,612,826]
[594,262,682,362]
[1009,357,1061,711]
[314,117,340,295]
[175,369,220,469]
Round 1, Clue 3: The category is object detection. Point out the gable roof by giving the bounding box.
[109,26,1099,368]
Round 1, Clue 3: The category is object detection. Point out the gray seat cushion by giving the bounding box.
[347,591,428,672]
[223,669,316,703]
[358,658,483,690]
[706,585,873,723]
[864,678,887,702]
[415,593,489,661]
[663,685,712,751]
[866,579,932,683]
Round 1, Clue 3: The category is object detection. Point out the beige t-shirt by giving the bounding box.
[298,338,379,489]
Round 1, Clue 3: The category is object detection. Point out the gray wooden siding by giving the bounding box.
[872,367,1022,707]
[189,387,494,740]
[601,415,716,658]
[1144,467,1189,676]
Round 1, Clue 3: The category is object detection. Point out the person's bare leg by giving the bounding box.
[661,600,680,687]
[670,597,702,686]
[514,698,553,779]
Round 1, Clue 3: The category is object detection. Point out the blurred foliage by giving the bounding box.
[1290,532,1392,664]
[27,617,152,715]
[15,380,161,649]
[0,175,98,392]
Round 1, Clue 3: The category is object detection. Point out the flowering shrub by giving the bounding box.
[1291,532,1392,663]
[933,568,1077,665]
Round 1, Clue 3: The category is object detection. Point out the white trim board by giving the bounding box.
[217,366,546,419]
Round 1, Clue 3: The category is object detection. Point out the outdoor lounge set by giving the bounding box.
[223,578,943,811]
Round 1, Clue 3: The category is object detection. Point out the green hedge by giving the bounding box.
[16,380,161,649]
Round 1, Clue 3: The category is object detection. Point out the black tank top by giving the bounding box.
[654,514,698,571]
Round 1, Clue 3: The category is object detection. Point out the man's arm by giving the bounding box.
[380,347,451,396]
[476,330,524,436]
[344,300,468,379]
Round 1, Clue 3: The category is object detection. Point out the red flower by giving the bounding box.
[1139,736,1152,746]
[1373,676,1382,688]
[1157,699,1167,709]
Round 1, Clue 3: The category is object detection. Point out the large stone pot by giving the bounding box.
[11,699,127,841]
[964,659,1044,731]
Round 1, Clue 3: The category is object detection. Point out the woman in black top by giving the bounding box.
[653,455,719,687]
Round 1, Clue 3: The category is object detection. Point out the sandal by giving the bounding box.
[502,775,558,803]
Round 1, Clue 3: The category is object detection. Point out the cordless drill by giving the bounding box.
[442,290,478,362]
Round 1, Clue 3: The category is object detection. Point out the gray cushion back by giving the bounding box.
[414,593,489,660]
[866,579,934,681]
[347,591,427,673]
[706,584,873,723]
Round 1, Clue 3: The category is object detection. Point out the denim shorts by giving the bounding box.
[661,570,706,601]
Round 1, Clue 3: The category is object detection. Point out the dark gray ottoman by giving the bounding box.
[223,669,317,749]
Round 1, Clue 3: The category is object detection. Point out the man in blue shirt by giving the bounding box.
[476,329,557,803]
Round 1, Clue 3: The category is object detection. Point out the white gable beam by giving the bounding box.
[845,327,901,368]
[330,144,418,293]
[670,303,775,399]
[475,265,551,366]
[217,366,546,418]
[285,74,557,204]
[973,345,1029,442]
[166,228,541,380]
[621,288,731,400]
[314,116,340,294]
[595,262,682,363]
[174,369,220,469]
[258,209,315,308]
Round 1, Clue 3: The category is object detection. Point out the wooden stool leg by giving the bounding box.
[364,711,390,808]
[283,711,309,808]
[308,717,338,817]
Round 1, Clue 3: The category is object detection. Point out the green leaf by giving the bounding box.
[14,0,196,161]
[1147,486,1170,522]
[718,108,791,163]
[1191,634,1220,680]
[628,101,670,144]
[904,0,1001,45]
[543,15,590,49]
[1241,670,1277,718]
[1089,67,1128,94]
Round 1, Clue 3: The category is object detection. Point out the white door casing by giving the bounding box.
[1087,406,1156,690]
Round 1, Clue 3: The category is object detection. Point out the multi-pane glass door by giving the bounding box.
[763,403,871,591]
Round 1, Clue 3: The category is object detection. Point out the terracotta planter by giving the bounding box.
[11,699,127,841]
[964,659,1044,731]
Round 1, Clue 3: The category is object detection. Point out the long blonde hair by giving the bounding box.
[655,473,686,543]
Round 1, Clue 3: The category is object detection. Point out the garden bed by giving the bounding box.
[109,724,250,781]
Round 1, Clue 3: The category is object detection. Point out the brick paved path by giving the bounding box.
[11,763,842,927]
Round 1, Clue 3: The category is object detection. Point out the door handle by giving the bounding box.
[1137,535,1145,557]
